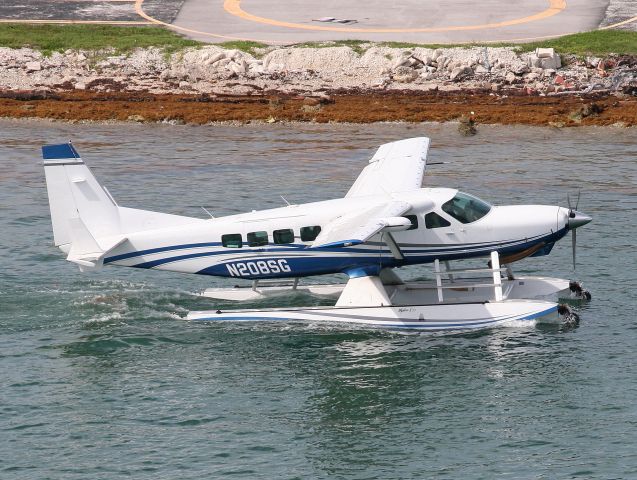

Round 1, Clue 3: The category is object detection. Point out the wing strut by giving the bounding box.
[383,232,404,260]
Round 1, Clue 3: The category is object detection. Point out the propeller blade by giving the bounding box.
[572,228,577,270]
[575,190,581,210]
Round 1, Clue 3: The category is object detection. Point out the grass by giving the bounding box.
[517,30,637,56]
[217,40,269,56]
[293,40,370,55]
[0,24,202,55]
[292,30,637,57]
[0,23,635,58]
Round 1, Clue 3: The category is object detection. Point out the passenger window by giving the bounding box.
[247,231,268,247]
[222,233,242,248]
[300,225,321,242]
[273,229,294,244]
[404,215,418,231]
[425,212,451,229]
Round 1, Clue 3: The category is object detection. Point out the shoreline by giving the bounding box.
[1,30,636,127]
[1,90,635,127]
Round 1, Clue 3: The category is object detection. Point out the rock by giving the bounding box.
[555,75,565,85]
[302,96,321,106]
[301,104,321,113]
[450,66,472,81]
[458,115,477,136]
[393,67,418,83]
[535,48,555,58]
[74,82,86,90]
[528,49,561,70]
[77,53,87,62]
[206,52,226,65]
[505,71,516,83]
[586,56,601,68]
[229,62,246,75]
[392,56,412,69]
[524,72,540,82]
[178,81,191,89]
[569,103,603,122]
[540,56,561,70]
[127,114,145,122]
[215,58,232,68]
[474,65,489,74]
[25,61,41,72]
[527,55,542,68]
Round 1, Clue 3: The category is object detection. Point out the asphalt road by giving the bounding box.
[1,0,634,45]
[0,0,184,24]
[171,0,611,44]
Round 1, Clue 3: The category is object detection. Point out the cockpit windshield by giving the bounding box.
[441,192,492,224]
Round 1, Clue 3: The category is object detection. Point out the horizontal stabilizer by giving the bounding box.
[65,217,128,270]
[311,201,411,248]
[66,217,102,266]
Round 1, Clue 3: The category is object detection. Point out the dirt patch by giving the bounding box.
[0,90,635,126]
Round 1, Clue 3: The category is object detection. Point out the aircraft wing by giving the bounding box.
[310,201,412,248]
[345,137,430,198]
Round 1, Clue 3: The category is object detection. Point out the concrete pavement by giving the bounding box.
[170,0,611,44]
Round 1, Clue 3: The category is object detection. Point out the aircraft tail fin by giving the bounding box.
[42,142,120,248]
[42,142,200,270]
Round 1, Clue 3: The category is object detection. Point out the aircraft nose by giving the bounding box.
[568,210,592,229]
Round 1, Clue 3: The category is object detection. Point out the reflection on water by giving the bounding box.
[0,120,636,479]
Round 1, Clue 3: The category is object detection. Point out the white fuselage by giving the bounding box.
[101,188,571,279]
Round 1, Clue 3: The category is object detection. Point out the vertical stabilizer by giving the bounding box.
[42,142,120,247]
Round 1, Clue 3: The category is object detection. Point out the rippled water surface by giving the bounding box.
[1,120,636,479]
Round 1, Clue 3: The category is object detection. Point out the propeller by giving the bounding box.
[567,190,583,270]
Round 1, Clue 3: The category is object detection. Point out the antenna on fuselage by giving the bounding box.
[201,206,215,218]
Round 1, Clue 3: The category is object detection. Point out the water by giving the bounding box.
[1,120,636,479]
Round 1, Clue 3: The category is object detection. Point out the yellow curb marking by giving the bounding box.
[223,0,567,33]
[135,0,284,43]
[599,15,637,29]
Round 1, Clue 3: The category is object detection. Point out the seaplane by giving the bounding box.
[41,137,592,331]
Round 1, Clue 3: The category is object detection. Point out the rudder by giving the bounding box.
[42,142,120,247]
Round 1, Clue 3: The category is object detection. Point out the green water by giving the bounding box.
[1,120,636,479]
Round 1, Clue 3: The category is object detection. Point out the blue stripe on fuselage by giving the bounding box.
[108,228,569,279]
[104,233,547,266]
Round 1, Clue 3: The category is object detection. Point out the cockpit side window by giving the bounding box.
[441,192,491,224]
[425,212,451,229]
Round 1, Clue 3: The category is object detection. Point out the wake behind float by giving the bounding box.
[41,137,591,332]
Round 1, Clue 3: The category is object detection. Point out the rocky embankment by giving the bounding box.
[1,45,636,125]
[2,45,637,96]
